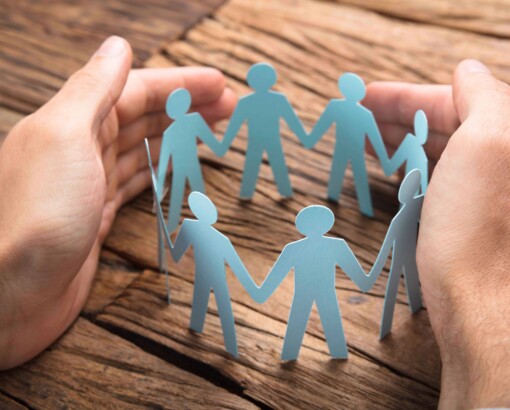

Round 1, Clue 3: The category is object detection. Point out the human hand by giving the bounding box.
[369,61,510,407]
[364,80,459,174]
[0,36,236,370]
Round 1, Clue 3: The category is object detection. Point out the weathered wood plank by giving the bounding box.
[330,0,510,38]
[97,269,439,409]
[83,250,141,316]
[0,393,28,410]
[0,0,226,113]
[0,318,258,409]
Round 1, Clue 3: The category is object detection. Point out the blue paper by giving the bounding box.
[255,205,378,360]
[305,73,390,217]
[218,63,308,199]
[385,110,428,194]
[369,169,424,339]
[155,88,223,270]
[148,138,259,357]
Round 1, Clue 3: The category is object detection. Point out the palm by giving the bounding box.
[0,60,235,369]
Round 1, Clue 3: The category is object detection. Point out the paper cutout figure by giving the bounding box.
[385,110,429,194]
[305,73,390,217]
[370,169,424,339]
[218,62,308,199]
[155,88,223,271]
[254,205,378,360]
[146,139,173,304]
[147,142,259,357]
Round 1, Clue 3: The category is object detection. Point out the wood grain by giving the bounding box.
[0,318,258,409]
[97,269,439,409]
[0,0,226,113]
[331,0,510,38]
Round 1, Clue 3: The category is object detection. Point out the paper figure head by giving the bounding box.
[338,73,366,102]
[188,191,218,225]
[247,62,277,91]
[166,88,192,120]
[414,110,428,145]
[296,205,335,237]
[398,169,422,204]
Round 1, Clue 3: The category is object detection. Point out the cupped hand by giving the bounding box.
[0,36,236,369]
[366,61,510,408]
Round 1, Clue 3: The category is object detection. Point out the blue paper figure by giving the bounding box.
[305,73,390,217]
[155,88,223,270]
[370,169,424,339]
[254,205,378,360]
[218,62,308,199]
[385,110,429,194]
[147,143,259,357]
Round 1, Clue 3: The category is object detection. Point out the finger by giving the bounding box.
[365,82,459,135]
[117,87,237,154]
[376,121,450,162]
[116,137,163,187]
[116,67,228,126]
[116,166,171,209]
[453,59,510,123]
[50,36,132,133]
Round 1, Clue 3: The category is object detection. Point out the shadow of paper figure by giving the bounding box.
[155,88,223,271]
[306,73,390,217]
[218,62,308,199]
[147,140,258,356]
[386,110,429,194]
[254,205,379,361]
[370,169,424,339]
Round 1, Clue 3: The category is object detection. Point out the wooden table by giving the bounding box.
[1,1,510,408]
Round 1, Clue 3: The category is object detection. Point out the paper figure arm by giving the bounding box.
[281,97,308,145]
[386,135,413,176]
[366,225,395,289]
[195,114,223,156]
[171,219,193,262]
[366,112,391,175]
[256,247,294,303]
[156,132,172,200]
[306,102,335,149]
[217,100,247,156]
[336,240,376,293]
[224,242,260,298]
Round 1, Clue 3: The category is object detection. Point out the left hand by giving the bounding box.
[0,36,236,369]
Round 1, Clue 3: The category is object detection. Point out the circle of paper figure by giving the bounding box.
[144,64,430,360]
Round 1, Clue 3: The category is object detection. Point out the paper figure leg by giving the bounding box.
[190,281,211,333]
[316,291,348,359]
[187,166,206,193]
[403,260,423,314]
[380,260,402,339]
[420,163,428,194]
[157,210,167,272]
[281,296,314,360]
[266,143,292,197]
[213,281,238,357]
[167,173,186,233]
[352,156,373,217]
[327,154,349,202]
[240,147,263,199]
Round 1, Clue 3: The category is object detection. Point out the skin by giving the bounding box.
[0,36,236,370]
[365,60,510,408]
[0,34,507,406]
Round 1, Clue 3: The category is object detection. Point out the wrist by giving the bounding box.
[433,276,510,408]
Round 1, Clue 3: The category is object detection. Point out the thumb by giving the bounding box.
[453,59,510,123]
[51,36,132,131]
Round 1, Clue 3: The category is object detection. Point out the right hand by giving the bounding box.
[365,61,510,408]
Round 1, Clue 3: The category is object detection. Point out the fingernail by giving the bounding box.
[94,36,126,58]
[462,59,490,74]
